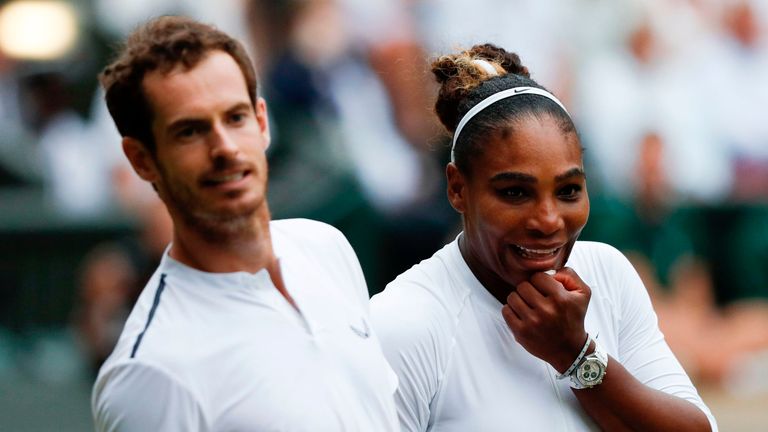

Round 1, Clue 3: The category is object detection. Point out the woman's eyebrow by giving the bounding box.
[555,167,585,182]
[491,172,536,183]
[490,167,584,184]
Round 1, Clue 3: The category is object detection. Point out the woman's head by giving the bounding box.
[432,44,589,290]
[432,43,576,174]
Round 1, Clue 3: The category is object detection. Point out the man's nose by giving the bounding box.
[209,125,239,159]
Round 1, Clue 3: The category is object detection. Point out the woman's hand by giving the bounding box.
[501,267,592,373]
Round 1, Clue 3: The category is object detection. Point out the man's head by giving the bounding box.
[101,16,271,241]
[100,15,258,153]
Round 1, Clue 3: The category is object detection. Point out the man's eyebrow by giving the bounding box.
[167,118,207,134]
[227,102,253,113]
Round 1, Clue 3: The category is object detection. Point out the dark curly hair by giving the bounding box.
[431,43,576,174]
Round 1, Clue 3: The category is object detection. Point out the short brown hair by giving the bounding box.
[99,16,258,153]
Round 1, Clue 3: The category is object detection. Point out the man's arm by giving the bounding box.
[93,362,207,432]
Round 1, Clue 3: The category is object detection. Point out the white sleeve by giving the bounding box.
[370,283,446,432]
[611,248,719,431]
[92,361,208,432]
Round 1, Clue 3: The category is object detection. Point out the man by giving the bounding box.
[91,16,398,431]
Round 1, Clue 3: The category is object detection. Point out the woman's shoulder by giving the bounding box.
[375,240,468,309]
[567,241,637,292]
[569,240,630,269]
[371,240,469,345]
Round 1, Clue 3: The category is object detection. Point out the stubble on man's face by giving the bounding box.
[155,156,262,243]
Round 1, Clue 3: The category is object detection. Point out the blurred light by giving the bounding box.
[0,0,79,61]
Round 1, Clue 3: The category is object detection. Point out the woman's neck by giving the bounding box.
[458,233,517,305]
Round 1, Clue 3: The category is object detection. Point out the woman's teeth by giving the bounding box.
[514,245,559,259]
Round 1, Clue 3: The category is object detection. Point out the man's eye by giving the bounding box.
[229,112,246,123]
[177,127,200,138]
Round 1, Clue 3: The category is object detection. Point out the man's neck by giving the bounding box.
[168,210,275,274]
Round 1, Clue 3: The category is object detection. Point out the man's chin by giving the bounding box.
[187,205,259,240]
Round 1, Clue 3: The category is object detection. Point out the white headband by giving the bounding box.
[450,86,569,162]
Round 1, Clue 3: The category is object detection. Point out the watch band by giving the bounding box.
[569,339,608,389]
[555,334,591,380]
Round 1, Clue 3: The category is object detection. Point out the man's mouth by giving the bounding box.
[203,170,250,186]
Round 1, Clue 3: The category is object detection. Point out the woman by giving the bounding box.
[370,44,716,431]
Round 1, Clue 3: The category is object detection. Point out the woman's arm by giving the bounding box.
[572,345,711,431]
[502,266,714,431]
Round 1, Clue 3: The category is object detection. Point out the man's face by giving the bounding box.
[136,50,270,238]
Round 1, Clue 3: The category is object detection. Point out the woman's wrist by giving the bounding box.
[554,333,592,376]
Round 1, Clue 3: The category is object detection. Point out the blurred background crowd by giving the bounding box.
[1,0,767,430]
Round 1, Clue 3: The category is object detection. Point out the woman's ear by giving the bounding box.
[446,163,467,214]
[122,137,159,183]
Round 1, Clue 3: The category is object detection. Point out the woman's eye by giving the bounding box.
[558,184,582,199]
[498,187,526,199]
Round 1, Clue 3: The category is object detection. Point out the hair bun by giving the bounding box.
[430,43,530,132]
[470,43,529,77]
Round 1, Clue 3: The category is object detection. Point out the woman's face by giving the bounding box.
[447,114,589,291]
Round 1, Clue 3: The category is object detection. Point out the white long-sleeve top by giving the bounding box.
[371,238,717,431]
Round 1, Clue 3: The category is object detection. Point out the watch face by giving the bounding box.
[578,358,605,386]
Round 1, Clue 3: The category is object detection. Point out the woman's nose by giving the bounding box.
[525,198,564,236]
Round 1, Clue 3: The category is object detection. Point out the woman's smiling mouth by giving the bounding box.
[511,244,561,259]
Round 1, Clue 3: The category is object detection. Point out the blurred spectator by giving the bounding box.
[93,0,250,45]
[573,0,768,393]
[411,0,577,95]
[0,51,39,186]
[693,0,768,201]
[25,72,124,216]
[246,0,456,291]
[73,198,172,373]
[574,5,731,202]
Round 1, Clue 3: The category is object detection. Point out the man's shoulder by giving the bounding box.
[270,218,354,262]
[271,218,345,244]
[270,218,339,234]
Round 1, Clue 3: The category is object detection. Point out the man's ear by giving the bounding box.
[255,97,271,149]
[446,163,467,214]
[122,137,159,183]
